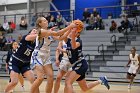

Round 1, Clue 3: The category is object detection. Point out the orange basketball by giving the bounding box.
[73,20,84,32]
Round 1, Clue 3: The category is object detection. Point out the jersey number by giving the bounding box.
[24,49,31,56]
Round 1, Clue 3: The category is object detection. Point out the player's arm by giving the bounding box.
[5,51,11,71]
[53,29,71,41]
[57,42,67,53]
[136,55,140,73]
[55,41,62,67]
[126,56,131,67]
[25,29,38,41]
[71,30,80,49]
[40,23,76,37]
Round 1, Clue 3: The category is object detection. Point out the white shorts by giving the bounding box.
[31,52,52,69]
[59,57,71,72]
[128,66,139,74]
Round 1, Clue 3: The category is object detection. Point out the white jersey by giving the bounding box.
[59,40,71,72]
[128,53,139,74]
[62,40,68,58]
[31,35,52,66]
[129,53,139,67]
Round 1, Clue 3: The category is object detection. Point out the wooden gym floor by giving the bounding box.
[0,77,140,93]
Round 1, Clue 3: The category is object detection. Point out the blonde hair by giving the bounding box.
[36,17,44,40]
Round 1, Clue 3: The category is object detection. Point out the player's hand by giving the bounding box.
[50,26,57,31]
[57,47,63,52]
[136,68,140,74]
[125,64,129,67]
[55,60,60,67]
[71,29,76,36]
[69,22,77,28]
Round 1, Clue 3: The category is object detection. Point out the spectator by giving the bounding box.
[48,15,56,28]
[19,16,28,30]
[45,13,51,23]
[93,15,103,30]
[7,35,15,44]
[110,20,117,33]
[0,24,5,34]
[31,13,37,27]
[97,15,104,30]
[5,35,15,51]
[86,14,94,30]
[9,20,16,33]
[16,34,22,43]
[92,8,99,17]
[56,15,64,29]
[82,8,91,23]
[0,35,7,50]
[118,17,133,33]
[2,20,10,33]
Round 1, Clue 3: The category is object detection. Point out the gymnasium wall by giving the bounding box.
[0,1,50,24]
[51,0,140,19]
[51,0,120,19]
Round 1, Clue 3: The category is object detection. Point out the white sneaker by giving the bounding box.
[21,86,25,91]
[128,84,131,89]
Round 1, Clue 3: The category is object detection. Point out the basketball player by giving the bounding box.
[54,33,72,93]
[30,17,76,93]
[126,47,140,89]
[5,41,25,92]
[4,29,40,93]
[63,20,110,93]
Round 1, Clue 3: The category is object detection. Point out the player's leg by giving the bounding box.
[64,71,80,93]
[54,70,66,93]
[18,74,25,90]
[54,58,70,93]
[77,78,100,92]
[127,67,133,89]
[128,67,137,89]
[29,65,44,93]
[4,71,19,93]
[44,64,54,93]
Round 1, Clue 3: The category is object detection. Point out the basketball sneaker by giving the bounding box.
[128,84,131,89]
[21,85,25,91]
[99,76,110,90]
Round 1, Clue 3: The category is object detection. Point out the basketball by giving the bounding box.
[73,20,84,32]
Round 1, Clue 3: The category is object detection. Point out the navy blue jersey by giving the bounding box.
[66,37,83,64]
[6,49,16,64]
[13,35,35,63]
[6,49,17,70]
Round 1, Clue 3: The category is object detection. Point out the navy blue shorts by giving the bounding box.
[11,57,31,74]
[72,59,88,81]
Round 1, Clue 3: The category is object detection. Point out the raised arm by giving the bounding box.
[25,29,38,41]
[53,29,71,41]
[55,41,62,67]
[40,22,75,37]
[71,30,80,49]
